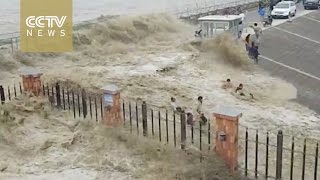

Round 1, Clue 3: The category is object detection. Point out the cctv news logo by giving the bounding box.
[25,16,67,37]
[20,0,72,52]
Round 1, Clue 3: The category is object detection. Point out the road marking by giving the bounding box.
[259,55,320,81]
[272,26,320,45]
[302,16,320,23]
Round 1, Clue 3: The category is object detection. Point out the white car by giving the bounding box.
[271,1,297,19]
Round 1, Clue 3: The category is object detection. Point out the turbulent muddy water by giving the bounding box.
[0,11,319,179]
[0,0,234,33]
[0,12,319,141]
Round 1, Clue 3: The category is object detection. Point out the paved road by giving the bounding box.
[240,3,320,113]
[258,10,320,114]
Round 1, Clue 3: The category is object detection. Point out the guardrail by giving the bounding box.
[1,79,319,179]
[171,0,260,18]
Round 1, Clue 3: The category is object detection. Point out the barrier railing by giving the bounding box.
[1,81,319,179]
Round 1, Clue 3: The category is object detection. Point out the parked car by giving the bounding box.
[304,0,320,9]
[271,1,297,19]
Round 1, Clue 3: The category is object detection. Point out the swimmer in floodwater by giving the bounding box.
[235,84,244,95]
[235,84,254,99]
[170,97,182,112]
[222,78,234,90]
[195,29,202,37]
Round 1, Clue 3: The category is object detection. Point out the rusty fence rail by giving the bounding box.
[1,82,319,180]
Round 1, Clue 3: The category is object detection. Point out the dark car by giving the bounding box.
[304,0,320,9]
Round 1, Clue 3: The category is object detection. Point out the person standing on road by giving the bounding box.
[250,23,263,39]
[248,41,259,64]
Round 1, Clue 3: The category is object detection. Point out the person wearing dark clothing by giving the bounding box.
[235,84,254,98]
[249,42,259,64]
[187,112,194,126]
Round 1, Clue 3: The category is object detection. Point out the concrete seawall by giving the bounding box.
[178,1,260,24]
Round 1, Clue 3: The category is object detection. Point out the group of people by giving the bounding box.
[169,78,255,126]
[245,23,263,64]
[222,79,254,99]
[170,96,207,126]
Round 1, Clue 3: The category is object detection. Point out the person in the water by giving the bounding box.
[235,83,254,99]
[222,78,234,90]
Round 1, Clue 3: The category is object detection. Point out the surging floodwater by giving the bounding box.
[1,0,232,33]
[0,13,319,138]
[0,11,319,179]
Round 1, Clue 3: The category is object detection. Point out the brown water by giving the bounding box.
[0,13,319,179]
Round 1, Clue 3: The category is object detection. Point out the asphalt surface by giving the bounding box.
[258,10,320,114]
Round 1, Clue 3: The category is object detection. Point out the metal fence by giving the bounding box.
[172,0,260,18]
[0,82,319,179]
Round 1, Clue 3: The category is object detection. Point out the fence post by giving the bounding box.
[77,93,81,117]
[302,139,306,180]
[255,130,259,178]
[180,111,186,150]
[136,102,139,135]
[290,137,295,180]
[101,84,122,127]
[20,67,43,96]
[151,109,154,136]
[89,96,92,119]
[51,86,55,105]
[19,82,22,94]
[315,143,319,180]
[62,87,65,110]
[266,132,269,178]
[122,100,126,126]
[213,106,242,172]
[55,83,61,108]
[94,96,98,122]
[129,102,132,132]
[82,89,87,119]
[0,85,5,104]
[142,101,148,137]
[245,128,248,176]
[166,110,169,143]
[8,86,11,101]
[276,130,283,180]
[42,84,45,96]
[67,88,70,110]
[173,112,176,147]
[72,91,76,118]
[158,111,162,142]
[14,84,17,97]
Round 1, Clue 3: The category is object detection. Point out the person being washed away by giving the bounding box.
[222,78,234,90]
[196,96,207,125]
[170,97,182,112]
[235,83,254,99]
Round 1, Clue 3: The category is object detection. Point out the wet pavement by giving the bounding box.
[257,9,320,114]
